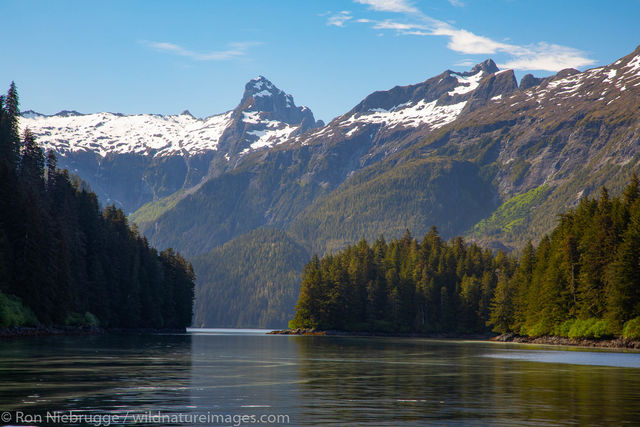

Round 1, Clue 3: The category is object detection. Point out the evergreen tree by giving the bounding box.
[0,82,195,329]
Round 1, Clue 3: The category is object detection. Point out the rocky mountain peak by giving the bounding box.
[20,109,45,119]
[241,76,283,104]
[466,59,499,76]
[54,110,84,117]
[233,76,319,131]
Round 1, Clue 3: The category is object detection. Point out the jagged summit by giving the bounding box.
[242,76,285,102]
[465,59,499,76]
[236,76,317,129]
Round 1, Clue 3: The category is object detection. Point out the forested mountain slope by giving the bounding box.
[191,228,308,328]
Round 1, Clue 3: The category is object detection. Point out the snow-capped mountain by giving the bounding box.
[288,59,517,168]
[221,76,320,155]
[17,77,321,212]
[19,110,233,157]
[343,59,504,130]
[19,76,320,158]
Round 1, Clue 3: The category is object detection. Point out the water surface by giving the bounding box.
[1,331,640,425]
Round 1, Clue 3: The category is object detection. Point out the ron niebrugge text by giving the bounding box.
[1,410,291,426]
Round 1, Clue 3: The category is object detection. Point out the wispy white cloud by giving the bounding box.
[455,59,475,67]
[372,20,426,31]
[327,11,353,27]
[430,23,512,54]
[140,40,260,61]
[354,0,419,14]
[347,1,596,71]
[498,43,596,71]
[448,0,465,7]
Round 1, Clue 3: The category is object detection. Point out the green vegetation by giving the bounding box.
[498,179,640,338]
[129,191,182,225]
[291,177,640,339]
[0,83,195,329]
[0,292,37,327]
[473,185,550,238]
[623,317,640,340]
[192,228,309,328]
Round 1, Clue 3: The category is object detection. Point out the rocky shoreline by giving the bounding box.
[492,332,640,349]
[269,329,640,349]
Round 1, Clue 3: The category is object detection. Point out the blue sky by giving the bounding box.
[2,0,639,122]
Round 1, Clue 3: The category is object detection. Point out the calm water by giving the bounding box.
[1,331,640,426]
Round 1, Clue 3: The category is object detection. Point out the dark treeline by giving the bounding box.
[0,83,195,328]
[291,227,516,333]
[291,177,640,340]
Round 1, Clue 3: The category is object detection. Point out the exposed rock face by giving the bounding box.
[519,74,544,90]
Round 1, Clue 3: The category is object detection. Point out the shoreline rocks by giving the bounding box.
[492,332,640,349]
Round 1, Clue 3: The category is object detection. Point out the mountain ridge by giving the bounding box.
[18,76,321,212]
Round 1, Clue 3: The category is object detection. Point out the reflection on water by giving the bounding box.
[187,328,273,336]
[483,348,640,368]
[1,331,640,425]
[0,334,192,416]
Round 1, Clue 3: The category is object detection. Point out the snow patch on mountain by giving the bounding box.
[625,55,640,74]
[346,99,467,130]
[448,70,485,96]
[248,122,298,150]
[19,111,234,157]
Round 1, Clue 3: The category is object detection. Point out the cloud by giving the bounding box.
[455,59,475,67]
[347,1,596,72]
[141,40,259,61]
[430,23,512,54]
[354,0,419,14]
[498,43,596,71]
[372,20,427,31]
[448,0,465,7]
[327,11,353,27]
